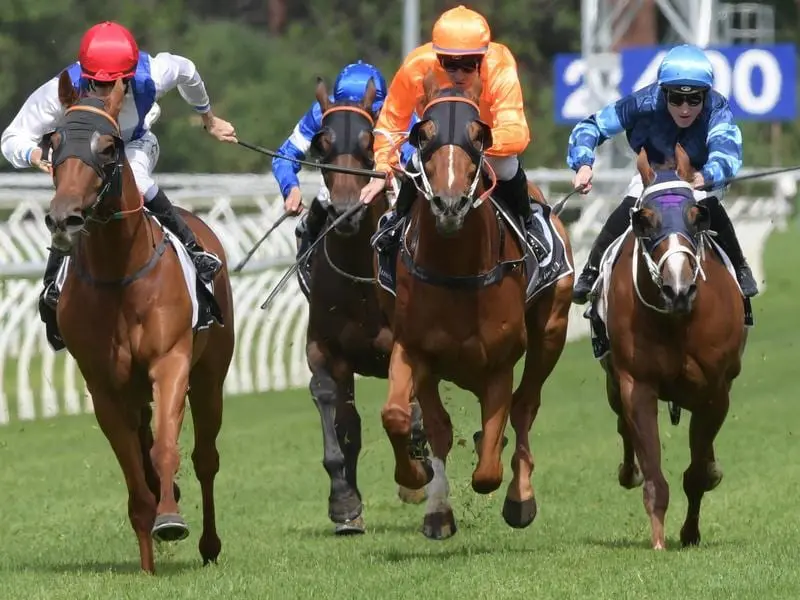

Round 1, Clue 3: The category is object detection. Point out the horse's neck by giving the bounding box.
[412,196,500,276]
[78,164,153,281]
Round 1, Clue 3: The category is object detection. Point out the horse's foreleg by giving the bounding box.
[397,399,429,505]
[604,363,643,490]
[382,342,433,490]
[92,392,157,573]
[417,377,456,539]
[307,342,365,534]
[149,348,191,543]
[472,367,514,494]
[502,296,569,528]
[620,372,669,549]
[680,388,729,547]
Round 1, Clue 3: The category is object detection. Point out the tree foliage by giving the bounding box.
[0,0,794,173]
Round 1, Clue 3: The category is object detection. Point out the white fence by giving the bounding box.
[0,169,794,424]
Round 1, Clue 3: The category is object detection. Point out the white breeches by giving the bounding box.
[125,131,161,201]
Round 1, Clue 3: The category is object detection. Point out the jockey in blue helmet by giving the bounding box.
[271,60,415,262]
[567,43,757,303]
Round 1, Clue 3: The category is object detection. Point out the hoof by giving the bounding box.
[502,497,538,529]
[680,524,701,547]
[397,485,427,504]
[334,514,365,535]
[706,462,723,491]
[618,462,644,489]
[152,513,190,542]
[422,509,457,540]
[472,431,509,456]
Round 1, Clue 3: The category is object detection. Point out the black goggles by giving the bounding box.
[438,55,483,73]
[664,89,705,107]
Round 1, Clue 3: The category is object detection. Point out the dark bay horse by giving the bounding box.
[44,72,234,573]
[301,77,426,534]
[599,144,747,549]
[376,73,574,538]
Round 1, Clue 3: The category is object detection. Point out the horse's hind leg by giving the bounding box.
[92,392,158,573]
[417,377,457,540]
[680,389,729,547]
[308,347,365,534]
[620,373,669,549]
[187,369,224,564]
[603,362,643,489]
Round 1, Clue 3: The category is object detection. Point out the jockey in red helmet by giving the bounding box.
[1,21,238,312]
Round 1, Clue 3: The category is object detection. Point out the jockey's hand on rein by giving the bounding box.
[29,147,52,175]
[202,112,238,144]
[359,175,388,205]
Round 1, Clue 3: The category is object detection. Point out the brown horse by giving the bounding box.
[376,73,574,538]
[301,77,426,534]
[598,144,747,549]
[43,71,234,573]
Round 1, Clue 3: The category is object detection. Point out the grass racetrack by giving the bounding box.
[1,218,798,599]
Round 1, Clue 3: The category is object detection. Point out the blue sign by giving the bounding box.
[553,44,796,124]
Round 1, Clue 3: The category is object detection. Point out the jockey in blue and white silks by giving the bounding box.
[1,21,237,313]
[566,43,757,303]
[271,60,415,260]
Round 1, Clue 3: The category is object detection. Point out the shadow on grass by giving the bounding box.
[8,557,203,576]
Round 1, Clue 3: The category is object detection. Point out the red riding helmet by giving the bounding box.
[78,21,139,82]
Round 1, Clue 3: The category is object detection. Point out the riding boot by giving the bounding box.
[295,196,329,261]
[572,196,636,304]
[147,189,222,284]
[705,197,759,297]
[493,165,532,220]
[374,164,418,254]
[40,247,67,310]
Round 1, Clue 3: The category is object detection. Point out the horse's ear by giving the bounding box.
[316,77,330,113]
[106,78,125,118]
[422,69,439,105]
[636,147,655,185]
[362,77,376,112]
[408,119,435,149]
[58,70,78,108]
[631,207,657,238]
[675,143,693,182]
[468,120,492,152]
[690,202,712,232]
[309,128,332,158]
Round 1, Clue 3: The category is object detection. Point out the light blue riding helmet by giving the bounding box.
[333,60,388,110]
[657,44,714,91]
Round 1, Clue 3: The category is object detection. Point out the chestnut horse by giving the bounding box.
[301,77,426,534]
[43,72,234,573]
[376,73,574,538]
[597,144,747,549]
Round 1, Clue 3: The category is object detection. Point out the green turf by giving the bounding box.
[0,221,798,599]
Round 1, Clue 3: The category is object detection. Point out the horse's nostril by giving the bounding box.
[65,214,85,230]
[44,214,55,231]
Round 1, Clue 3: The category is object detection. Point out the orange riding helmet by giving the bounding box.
[431,5,491,56]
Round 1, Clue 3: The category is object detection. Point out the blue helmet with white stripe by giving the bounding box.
[657,44,714,91]
[333,60,387,105]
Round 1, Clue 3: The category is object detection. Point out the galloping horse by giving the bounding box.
[301,77,426,534]
[593,144,747,549]
[375,72,574,538]
[43,71,234,573]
